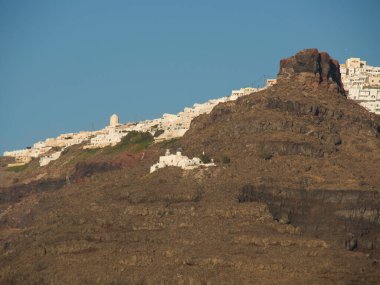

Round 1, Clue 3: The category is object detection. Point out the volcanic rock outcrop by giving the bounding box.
[277,48,345,94]
[180,48,380,272]
[0,49,379,284]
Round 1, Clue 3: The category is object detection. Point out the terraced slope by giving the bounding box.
[1,49,379,284]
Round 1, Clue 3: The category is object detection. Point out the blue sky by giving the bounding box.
[1,0,379,153]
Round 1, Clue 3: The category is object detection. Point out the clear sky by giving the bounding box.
[1,0,379,154]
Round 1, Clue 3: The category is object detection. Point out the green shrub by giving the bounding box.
[221,155,230,163]
[6,164,29,172]
[69,148,101,165]
[84,148,100,155]
[199,153,211,164]
[161,138,179,148]
[106,131,153,153]
[153,129,165,137]
[257,145,273,160]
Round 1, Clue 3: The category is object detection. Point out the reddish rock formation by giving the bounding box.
[278,48,345,95]
[1,49,380,284]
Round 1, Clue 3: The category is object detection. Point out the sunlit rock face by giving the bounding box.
[277,48,345,95]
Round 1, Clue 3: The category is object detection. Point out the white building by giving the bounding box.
[84,114,129,149]
[150,149,214,173]
[85,129,125,149]
[3,149,32,158]
[3,129,94,166]
[39,150,63,167]
[266,79,277,87]
[3,144,52,165]
[110,114,119,127]
[3,149,33,166]
[3,82,269,166]
[230,87,258,100]
[340,57,380,114]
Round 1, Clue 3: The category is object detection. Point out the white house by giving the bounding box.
[150,149,214,173]
[340,57,380,115]
[39,150,63,167]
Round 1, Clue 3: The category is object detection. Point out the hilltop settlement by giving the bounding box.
[1,49,380,284]
[3,56,380,170]
[3,84,272,167]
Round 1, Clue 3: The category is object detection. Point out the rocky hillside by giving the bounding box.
[182,49,380,191]
[0,49,379,284]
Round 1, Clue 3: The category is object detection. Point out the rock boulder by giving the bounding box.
[277,48,345,95]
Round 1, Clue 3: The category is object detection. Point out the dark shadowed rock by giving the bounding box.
[278,48,345,95]
[1,49,380,284]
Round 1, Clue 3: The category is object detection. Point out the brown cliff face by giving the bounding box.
[278,48,345,95]
[1,49,380,284]
[178,49,380,276]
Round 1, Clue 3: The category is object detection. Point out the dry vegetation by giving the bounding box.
[1,50,380,284]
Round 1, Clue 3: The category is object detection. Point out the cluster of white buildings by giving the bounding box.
[340,58,380,114]
[150,149,215,173]
[6,57,380,170]
[3,82,276,167]
[3,131,97,167]
[8,57,379,169]
[85,85,270,149]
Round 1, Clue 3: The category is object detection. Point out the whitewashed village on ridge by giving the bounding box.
[3,84,270,168]
[3,57,380,169]
[340,57,380,113]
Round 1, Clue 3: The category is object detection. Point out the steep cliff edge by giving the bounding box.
[0,49,379,284]
[277,48,345,94]
[179,48,380,262]
[182,49,380,191]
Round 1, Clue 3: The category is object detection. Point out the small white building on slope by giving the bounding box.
[230,87,257,100]
[39,150,63,167]
[150,149,215,173]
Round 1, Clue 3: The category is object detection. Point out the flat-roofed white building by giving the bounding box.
[230,87,258,100]
[150,149,214,173]
[266,79,277,87]
[340,57,380,115]
[39,150,63,167]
